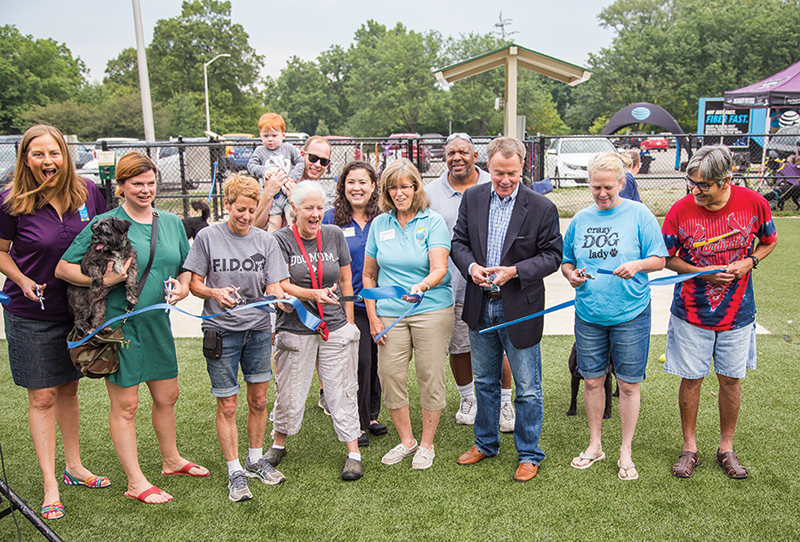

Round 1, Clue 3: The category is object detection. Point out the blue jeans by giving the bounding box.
[468,299,544,464]
[205,329,272,398]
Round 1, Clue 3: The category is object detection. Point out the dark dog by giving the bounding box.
[566,342,618,419]
[182,201,210,240]
[67,217,139,337]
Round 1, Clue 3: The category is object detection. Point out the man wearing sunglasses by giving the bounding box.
[424,133,517,432]
[662,144,777,480]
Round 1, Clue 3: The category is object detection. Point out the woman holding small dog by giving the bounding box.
[0,124,109,520]
[561,151,667,480]
[57,151,208,504]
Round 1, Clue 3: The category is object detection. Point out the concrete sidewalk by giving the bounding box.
[0,219,769,338]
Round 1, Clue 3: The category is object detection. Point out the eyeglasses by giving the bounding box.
[387,184,415,193]
[446,133,473,145]
[685,177,716,192]
[307,153,331,167]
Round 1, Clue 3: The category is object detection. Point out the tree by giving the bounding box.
[269,56,341,135]
[566,0,800,132]
[0,25,87,133]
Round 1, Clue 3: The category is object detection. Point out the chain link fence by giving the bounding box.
[1,133,797,220]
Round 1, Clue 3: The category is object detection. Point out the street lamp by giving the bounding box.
[204,53,231,132]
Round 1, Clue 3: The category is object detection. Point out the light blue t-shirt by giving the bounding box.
[365,208,453,317]
[563,199,668,326]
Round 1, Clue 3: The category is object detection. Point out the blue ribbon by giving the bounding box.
[342,286,424,343]
[67,296,321,348]
[478,268,723,334]
[207,161,218,204]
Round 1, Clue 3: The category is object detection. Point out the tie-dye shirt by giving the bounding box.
[662,185,777,331]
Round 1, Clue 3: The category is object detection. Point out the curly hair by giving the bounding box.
[4,124,87,216]
[332,161,380,226]
[223,172,261,204]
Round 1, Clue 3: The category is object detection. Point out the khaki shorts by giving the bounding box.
[449,301,471,355]
[377,306,453,411]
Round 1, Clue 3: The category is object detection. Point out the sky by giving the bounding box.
[3,0,616,83]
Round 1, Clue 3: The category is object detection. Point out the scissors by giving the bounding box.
[34,284,45,310]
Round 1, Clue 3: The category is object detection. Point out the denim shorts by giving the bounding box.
[205,329,272,398]
[664,313,756,380]
[4,311,82,389]
[574,302,651,384]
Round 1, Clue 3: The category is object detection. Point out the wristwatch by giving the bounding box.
[423,281,431,291]
[748,255,759,269]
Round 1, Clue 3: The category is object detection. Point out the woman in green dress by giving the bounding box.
[56,152,208,504]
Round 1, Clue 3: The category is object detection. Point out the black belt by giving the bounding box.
[483,290,502,300]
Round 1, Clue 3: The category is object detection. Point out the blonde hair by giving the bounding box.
[379,159,429,214]
[4,124,87,216]
[223,173,261,204]
[588,152,625,183]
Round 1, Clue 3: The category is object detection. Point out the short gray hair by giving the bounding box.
[290,181,327,207]
[487,137,526,165]
[686,145,733,184]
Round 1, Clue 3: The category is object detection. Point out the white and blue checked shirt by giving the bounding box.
[486,184,519,268]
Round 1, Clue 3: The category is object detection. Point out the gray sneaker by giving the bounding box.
[456,396,477,425]
[341,457,363,481]
[263,446,287,467]
[228,471,252,502]
[245,456,286,485]
[499,401,516,433]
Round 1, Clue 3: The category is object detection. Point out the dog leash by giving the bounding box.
[478,268,721,334]
[341,286,424,343]
[67,296,322,348]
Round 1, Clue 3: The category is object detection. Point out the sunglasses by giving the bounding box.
[307,153,331,167]
[446,133,473,145]
[685,177,716,192]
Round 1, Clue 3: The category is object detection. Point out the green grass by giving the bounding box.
[1,219,798,541]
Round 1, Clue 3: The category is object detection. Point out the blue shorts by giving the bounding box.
[205,329,272,398]
[574,303,651,384]
[664,314,756,380]
[4,311,82,389]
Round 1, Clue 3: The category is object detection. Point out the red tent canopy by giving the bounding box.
[724,61,800,108]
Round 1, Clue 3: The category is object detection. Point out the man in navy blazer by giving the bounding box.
[451,137,562,481]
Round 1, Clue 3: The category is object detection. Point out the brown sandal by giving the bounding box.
[672,450,699,478]
[715,449,749,479]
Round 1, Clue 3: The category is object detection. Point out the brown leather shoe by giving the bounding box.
[457,446,487,465]
[514,462,539,482]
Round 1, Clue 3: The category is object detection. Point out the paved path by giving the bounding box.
[0,219,769,339]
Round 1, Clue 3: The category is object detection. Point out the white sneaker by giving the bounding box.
[381,440,418,465]
[412,445,435,470]
[455,396,477,425]
[499,401,516,433]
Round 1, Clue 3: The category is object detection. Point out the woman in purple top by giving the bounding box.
[0,125,109,520]
[323,161,386,446]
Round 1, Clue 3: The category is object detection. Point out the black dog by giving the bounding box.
[67,217,139,337]
[182,201,210,240]
[566,342,618,419]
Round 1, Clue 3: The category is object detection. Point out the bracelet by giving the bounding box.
[748,255,759,269]
[423,281,431,291]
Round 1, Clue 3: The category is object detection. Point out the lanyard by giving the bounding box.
[291,223,329,340]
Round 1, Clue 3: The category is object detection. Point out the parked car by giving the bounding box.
[545,137,618,186]
[0,135,22,187]
[222,134,256,171]
[387,133,430,172]
[421,133,446,160]
[640,136,669,152]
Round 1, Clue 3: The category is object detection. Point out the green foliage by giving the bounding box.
[0,25,87,134]
[566,0,800,133]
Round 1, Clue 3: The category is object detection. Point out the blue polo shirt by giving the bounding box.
[322,209,372,311]
[365,208,453,317]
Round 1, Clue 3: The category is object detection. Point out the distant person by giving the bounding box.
[184,174,290,502]
[247,112,305,232]
[0,124,109,520]
[619,151,642,202]
[424,133,516,431]
[662,145,777,479]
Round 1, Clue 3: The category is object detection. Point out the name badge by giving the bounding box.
[380,229,395,242]
[343,227,356,238]
[78,203,89,222]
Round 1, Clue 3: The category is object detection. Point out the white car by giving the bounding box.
[545,137,618,187]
